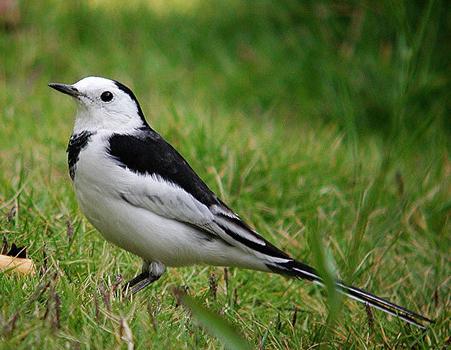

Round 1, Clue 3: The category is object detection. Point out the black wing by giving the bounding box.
[108,129,221,207]
[108,128,291,260]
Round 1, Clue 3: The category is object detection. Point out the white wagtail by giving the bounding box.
[49,76,432,328]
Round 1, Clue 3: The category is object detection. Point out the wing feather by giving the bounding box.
[120,174,291,261]
[109,130,291,261]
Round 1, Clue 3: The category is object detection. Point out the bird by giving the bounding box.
[49,76,432,329]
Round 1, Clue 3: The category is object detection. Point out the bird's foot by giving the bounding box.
[123,261,166,295]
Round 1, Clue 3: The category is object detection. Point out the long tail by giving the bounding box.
[267,259,433,329]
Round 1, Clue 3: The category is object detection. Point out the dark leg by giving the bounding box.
[123,261,166,294]
[125,271,148,288]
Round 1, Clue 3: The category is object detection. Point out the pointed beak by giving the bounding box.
[48,83,81,97]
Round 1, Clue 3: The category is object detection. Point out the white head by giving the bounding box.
[49,76,147,133]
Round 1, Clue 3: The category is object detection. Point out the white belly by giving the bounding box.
[75,186,204,266]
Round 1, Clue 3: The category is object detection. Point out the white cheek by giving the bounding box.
[106,112,143,132]
[73,91,144,134]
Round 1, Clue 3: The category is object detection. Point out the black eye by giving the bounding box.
[100,91,113,102]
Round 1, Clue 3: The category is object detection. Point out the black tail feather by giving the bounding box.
[267,259,433,329]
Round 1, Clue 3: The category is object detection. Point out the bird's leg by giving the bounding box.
[123,261,149,292]
[124,261,166,294]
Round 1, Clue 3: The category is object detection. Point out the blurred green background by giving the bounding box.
[2,0,450,133]
[0,0,449,349]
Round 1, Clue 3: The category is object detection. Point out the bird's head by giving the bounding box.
[49,76,147,133]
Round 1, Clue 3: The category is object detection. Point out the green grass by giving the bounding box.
[0,0,449,348]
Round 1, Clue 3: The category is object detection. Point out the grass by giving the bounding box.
[0,0,449,348]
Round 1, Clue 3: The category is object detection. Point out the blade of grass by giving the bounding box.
[309,225,343,344]
[173,288,251,350]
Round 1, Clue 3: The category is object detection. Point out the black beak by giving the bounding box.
[48,83,80,97]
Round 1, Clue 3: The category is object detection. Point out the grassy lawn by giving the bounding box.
[0,1,449,348]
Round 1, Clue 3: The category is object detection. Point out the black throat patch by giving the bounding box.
[67,131,94,180]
